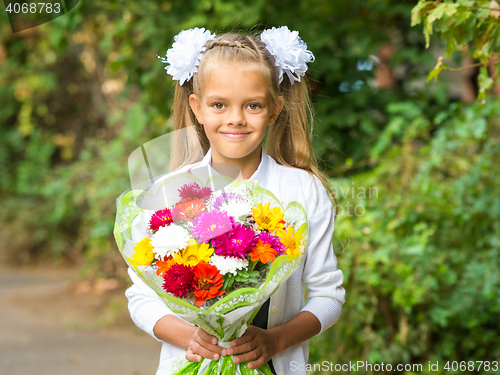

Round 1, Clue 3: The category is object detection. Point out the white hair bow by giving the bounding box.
[157,27,216,86]
[260,26,315,85]
[159,26,314,86]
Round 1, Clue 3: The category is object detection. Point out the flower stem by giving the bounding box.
[248,261,258,272]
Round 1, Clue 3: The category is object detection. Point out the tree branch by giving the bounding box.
[326,159,378,176]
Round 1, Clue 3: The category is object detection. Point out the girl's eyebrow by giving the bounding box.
[205,95,267,102]
[247,96,267,102]
[205,96,226,102]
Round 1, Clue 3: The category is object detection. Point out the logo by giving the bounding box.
[4,0,79,33]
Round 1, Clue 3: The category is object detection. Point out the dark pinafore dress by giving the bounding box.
[249,298,277,375]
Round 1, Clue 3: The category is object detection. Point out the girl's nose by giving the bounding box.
[227,107,246,126]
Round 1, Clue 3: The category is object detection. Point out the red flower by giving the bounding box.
[149,209,174,232]
[192,262,225,306]
[178,182,212,200]
[163,263,195,298]
[173,198,206,222]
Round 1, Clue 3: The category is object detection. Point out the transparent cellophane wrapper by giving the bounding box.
[113,130,308,375]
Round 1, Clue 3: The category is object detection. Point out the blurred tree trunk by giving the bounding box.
[461,53,477,103]
[374,43,396,90]
[488,52,500,96]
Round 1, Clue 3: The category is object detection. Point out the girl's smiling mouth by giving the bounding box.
[220,132,251,139]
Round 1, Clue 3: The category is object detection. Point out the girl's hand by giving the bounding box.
[222,326,279,370]
[186,327,225,362]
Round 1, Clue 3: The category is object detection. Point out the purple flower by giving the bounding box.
[179,182,212,200]
[258,232,287,256]
[212,223,257,259]
[192,210,232,243]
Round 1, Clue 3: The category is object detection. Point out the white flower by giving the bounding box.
[260,26,315,85]
[158,27,216,86]
[219,200,253,223]
[151,224,190,259]
[209,255,249,276]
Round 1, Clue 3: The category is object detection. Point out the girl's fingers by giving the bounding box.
[226,341,255,356]
[189,341,221,360]
[247,355,267,370]
[193,332,224,355]
[193,329,224,359]
[233,348,261,364]
[185,349,202,363]
[196,328,218,345]
[230,331,255,347]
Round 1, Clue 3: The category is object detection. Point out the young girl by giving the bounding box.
[125,26,346,375]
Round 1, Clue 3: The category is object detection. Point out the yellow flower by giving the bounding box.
[286,246,302,260]
[173,238,214,267]
[277,226,305,260]
[252,202,285,232]
[132,238,155,266]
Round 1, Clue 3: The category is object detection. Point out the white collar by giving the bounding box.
[201,146,269,184]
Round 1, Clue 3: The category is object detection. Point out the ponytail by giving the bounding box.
[170,80,210,171]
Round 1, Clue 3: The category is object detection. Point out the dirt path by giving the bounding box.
[0,267,161,375]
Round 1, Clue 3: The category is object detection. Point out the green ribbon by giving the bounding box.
[170,356,275,375]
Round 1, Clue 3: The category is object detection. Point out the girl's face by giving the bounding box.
[189,63,284,168]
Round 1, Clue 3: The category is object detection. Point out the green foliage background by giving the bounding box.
[1,0,499,374]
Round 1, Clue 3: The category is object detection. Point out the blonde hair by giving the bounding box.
[169,31,339,219]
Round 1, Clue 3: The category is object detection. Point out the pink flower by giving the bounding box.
[179,182,212,200]
[149,209,174,232]
[162,263,195,298]
[192,211,233,243]
[257,232,286,256]
[212,222,257,259]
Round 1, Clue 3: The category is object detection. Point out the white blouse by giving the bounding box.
[125,146,346,375]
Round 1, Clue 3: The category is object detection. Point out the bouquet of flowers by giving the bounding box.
[114,166,308,375]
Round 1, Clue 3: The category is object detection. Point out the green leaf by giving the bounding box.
[411,0,433,27]
[424,3,460,48]
[433,111,448,125]
[478,66,494,96]
[427,65,443,82]
[444,36,457,58]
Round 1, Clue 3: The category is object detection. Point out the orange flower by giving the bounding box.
[156,256,176,277]
[192,262,225,306]
[173,198,206,222]
[249,239,277,264]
